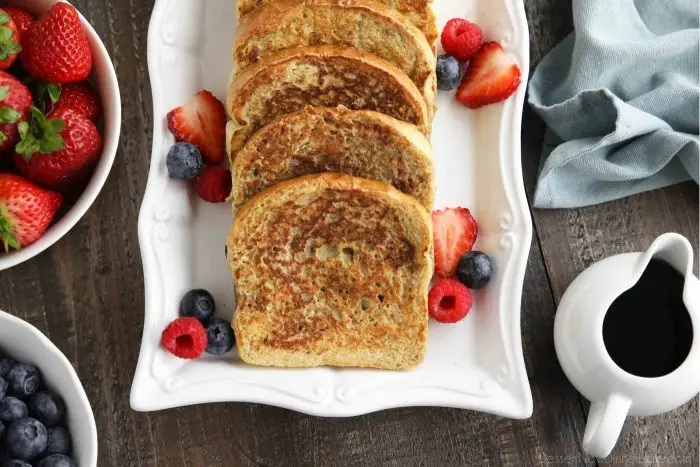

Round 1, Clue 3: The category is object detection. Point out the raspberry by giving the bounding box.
[160,317,207,359]
[441,18,483,62]
[428,279,472,323]
[194,166,232,203]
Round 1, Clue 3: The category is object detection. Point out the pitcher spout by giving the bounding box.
[642,233,693,278]
[642,233,698,317]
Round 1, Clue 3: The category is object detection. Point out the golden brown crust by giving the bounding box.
[231,106,435,210]
[228,173,433,369]
[233,0,436,108]
[233,172,431,225]
[237,0,437,47]
[226,45,431,158]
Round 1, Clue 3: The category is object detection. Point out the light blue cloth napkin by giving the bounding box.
[528,0,699,208]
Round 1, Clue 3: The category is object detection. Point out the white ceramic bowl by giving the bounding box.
[0,0,121,271]
[0,309,98,465]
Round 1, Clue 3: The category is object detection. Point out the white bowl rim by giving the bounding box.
[0,0,122,271]
[0,308,98,465]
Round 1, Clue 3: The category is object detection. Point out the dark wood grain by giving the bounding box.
[0,0,696,466]
[533,184,700,466]
[522,2,699,465]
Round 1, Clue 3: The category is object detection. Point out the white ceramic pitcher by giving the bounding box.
[554,233,700,458]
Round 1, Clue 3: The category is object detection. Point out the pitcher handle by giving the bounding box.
[582,394,631,458]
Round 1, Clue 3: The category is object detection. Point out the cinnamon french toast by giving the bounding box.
[230,106,434,210]
[227,173,433,369]
[226,45,431,158]
[233,0,436,108]
[235,0,437,48]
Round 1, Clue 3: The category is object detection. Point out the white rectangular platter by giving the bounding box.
[132,0,533,418]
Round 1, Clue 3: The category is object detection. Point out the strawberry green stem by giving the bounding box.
[0,206,20,252]
[0,12,21,61]
[15,106,65,160]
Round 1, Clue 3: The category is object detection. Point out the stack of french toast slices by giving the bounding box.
[225,0,437,370]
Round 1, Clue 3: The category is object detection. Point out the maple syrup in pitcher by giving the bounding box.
[603,259,693,378]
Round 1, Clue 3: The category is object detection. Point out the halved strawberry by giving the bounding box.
[166,90,226,165]
[432,207,478,278]
[456,41,521,109]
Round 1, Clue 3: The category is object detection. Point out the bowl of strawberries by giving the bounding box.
[0,0,120,270]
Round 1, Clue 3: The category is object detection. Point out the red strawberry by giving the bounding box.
[20,3,92,83]
[194,166,231,203]
[3,7,34,38]
[0,71,32,153]
[428,279,473,323]
[456,41,522,109]
[167,90,227,165]
[0,173,62,251]
[441,18,482,62]
[432,207,478,278]
[0,9,21,70]
[14,107,102,189]
[47,82,102,122]
[160,317,208,359]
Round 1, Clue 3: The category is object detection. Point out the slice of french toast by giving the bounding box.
[233,0,436,108]
[236,0,437,48]
[226,45,431,158]
[227,173,433,369]
[231,106,434,210]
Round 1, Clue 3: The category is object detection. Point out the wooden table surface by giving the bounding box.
[1,0,698,465]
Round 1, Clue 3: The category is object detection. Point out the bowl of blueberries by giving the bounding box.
[0,310,97,466]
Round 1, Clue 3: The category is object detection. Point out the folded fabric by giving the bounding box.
[528,0,699,208]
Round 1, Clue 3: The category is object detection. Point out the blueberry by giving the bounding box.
[0,376,7,401]
[6,364,40,399]
[6,418,47,460]
[0,355,16,378]
[3,461,32,467]
[179,289,215,323]
[0,398,28,424]
[38,455,76,467]
[205,317,235,355]
[45,427,71,455]
[28,392,65,428]
[457,251,494,289]
[0,420,5,440]
[436,54,461,91]
[166,142,203,180]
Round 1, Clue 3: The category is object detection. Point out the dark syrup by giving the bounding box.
[602,259,693,378]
